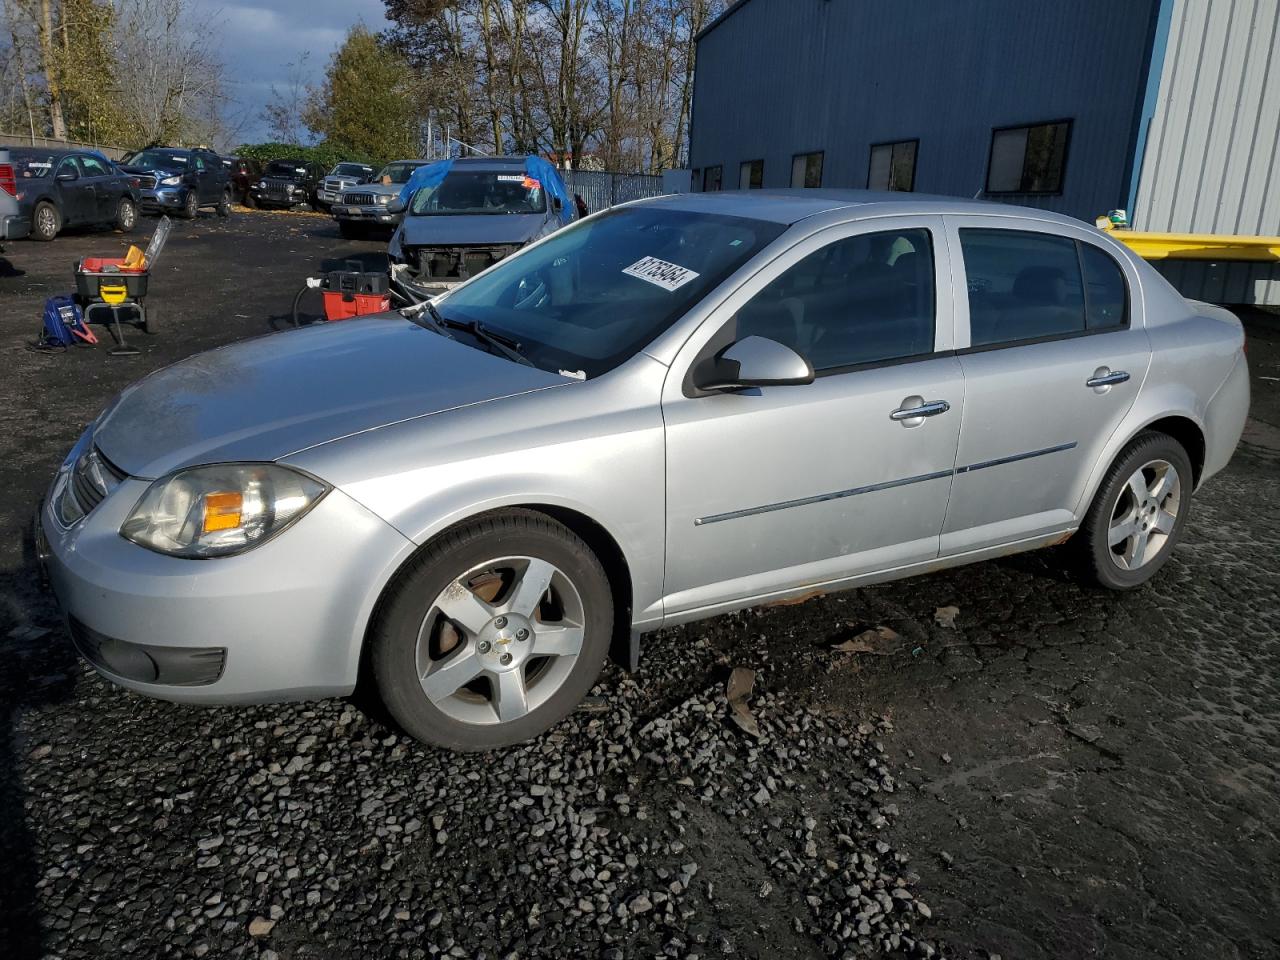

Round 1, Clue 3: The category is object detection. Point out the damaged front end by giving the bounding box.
[401,244,521,286]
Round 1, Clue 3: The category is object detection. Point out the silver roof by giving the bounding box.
[632,189,1094,229]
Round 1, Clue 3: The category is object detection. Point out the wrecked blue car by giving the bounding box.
[387,156,576,288]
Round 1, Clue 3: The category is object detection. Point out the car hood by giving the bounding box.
[399,214,546,247]
[260,174,307,183]
[353,183,402,197]
[120,164,183,178]
[93,317,570,479]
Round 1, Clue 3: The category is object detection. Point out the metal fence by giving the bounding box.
[0,132,128,160]
[561,169,666,213]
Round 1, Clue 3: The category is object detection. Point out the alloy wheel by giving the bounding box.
[415,556,586,726]
[36,206,56,237]
[119,200,136,229]
[1107,458,1181,571]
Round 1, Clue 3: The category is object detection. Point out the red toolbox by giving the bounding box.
[322,270,390,321]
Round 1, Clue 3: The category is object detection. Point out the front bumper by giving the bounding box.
[39,445,416,704]
[333,204,398,224]
[139,188,186,211]
[2,212,31,240]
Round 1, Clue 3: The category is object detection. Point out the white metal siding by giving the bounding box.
[1134,0,1280,234]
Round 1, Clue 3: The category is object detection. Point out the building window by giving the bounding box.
[867,140,917,192]
[703,165,723,192]
[690,168,700,192]
[791,151,823,188]
[986,120,1071,194]
[739,159,764,190]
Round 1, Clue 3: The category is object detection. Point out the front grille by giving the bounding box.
[411,245,518,282]
[343,192,376,206]
[134,174,157,190]
[323,178,353,192]
[58,446,126,524]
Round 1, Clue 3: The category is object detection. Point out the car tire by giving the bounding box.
[181,190,198,219]
[32,201,60,241]
[217,190,231,218]
[243,192,257,209]
[114,196,137,232]
[1076,431,1193,590]
[371,509,614,752]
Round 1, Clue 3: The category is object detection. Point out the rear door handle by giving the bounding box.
[890,399,951,422]
[1086,370,1130,388]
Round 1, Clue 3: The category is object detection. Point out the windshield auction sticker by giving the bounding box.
[623,256,701,292]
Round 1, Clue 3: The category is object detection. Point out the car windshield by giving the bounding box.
[125,149,188,172]
[437,206,785,378]
[374,162,424,185]
[331,163,370,177]
[411,170,548,216]
[13,151,59,178]
[264,160,308,178]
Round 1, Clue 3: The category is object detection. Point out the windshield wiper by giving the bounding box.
[453,319,534,367]
[401,298,455,339]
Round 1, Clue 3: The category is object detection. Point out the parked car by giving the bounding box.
[3,147,139,241]
[316,162,375,211]
[38,192,1248,751]
[387,156,576,287]
[247,158,325,210]
[227,157,262,204]
[119,146,231,219]
[0,148,20,244]
[331,159,428,237]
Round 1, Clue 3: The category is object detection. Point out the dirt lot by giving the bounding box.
[0,211,1277,960]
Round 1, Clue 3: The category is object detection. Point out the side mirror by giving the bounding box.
[694,336,815,392]
[56,169,78,182]
[387,196,406,215]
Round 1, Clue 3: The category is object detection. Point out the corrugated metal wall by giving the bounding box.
[690,0,1158,219]
[1133,0,1280,234]
[1133,0,1280,304]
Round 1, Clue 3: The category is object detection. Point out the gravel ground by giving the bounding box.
[0,211,1277,960]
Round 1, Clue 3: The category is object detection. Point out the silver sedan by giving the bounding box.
[39,191,1250,750]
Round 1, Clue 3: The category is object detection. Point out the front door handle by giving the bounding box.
[1086,369,1130,390]
[890,398,951,424]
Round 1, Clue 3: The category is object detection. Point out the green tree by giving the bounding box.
[304,25,419,160]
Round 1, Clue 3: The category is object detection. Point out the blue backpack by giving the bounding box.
[39,295,97,349]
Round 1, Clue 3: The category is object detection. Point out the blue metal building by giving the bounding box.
[689,0,1280,304]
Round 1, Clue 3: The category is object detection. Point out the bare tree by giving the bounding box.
[261,53,311,145]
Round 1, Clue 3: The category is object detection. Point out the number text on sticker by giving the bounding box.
[622,256,701,292]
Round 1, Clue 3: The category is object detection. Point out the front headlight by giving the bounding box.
[376,194,392,205]
[255,180,266,189]
[160,175,181,186]
[121,463,328,559]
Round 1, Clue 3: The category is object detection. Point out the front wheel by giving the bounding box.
[217,190,231,218]
[371,510,614,751]
[1076,432,1193,590]
[181,190,198,219]
[114,196,137,232]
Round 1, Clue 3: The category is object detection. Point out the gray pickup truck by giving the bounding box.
[331,160,428,237]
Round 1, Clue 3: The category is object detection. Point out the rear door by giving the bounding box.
[940,215,1151,554]
[662,216,965,616]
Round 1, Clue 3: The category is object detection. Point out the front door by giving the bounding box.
[662,217,964,618]
[940,217,1152,554]
[54,157,93,225]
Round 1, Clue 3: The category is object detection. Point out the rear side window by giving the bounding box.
[1080,243,1127,329]
[961,229,1084,346]
[736,228,936,372]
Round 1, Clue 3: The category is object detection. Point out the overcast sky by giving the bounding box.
[208,0,391,146]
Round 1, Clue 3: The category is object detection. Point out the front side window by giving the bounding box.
[410,170,547,216]
[739,159,763,190]
[77,155,111,177]
[868,140,917,192]
[439,207,784,378]
[791,151,823,188]
[702,165,723,192]
[961,228,1108,346]
[986,120,1070,194]
[735,228,935,372]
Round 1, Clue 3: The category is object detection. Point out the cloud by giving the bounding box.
[197,0,390,144]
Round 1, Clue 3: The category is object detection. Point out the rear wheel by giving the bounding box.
[216,190,231,218]
[371,510,613,751]
[1076,432,1193,589]
[114,196,137,232]
[32,201,60,241]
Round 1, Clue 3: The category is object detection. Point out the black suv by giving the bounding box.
[119,146,231,219]
[248,159,325,210]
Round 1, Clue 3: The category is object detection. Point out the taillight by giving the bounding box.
[0,164,15,197]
